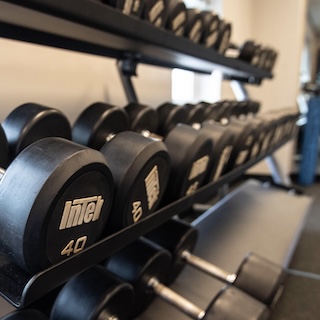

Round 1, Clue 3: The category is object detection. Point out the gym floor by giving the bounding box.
[270,179,320,319]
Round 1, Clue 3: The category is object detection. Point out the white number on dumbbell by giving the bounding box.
[61,235,88,256]
[132,201,143,223]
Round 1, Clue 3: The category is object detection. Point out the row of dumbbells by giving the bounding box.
[95,0,232,54]
[227,40,278,72]
[0,101,298,275]
[2,218,285,320]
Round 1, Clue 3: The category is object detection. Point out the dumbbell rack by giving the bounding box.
[0,0,298,314]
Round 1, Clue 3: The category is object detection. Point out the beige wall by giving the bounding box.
[222,0,308,177]
[0,38,172,124]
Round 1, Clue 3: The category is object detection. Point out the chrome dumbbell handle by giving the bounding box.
[181,250,237,284]
[148,277,205,320]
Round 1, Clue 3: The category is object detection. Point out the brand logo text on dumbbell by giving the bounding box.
[59,196,104,230]
[145,165,160,210]
[188,155,210,180]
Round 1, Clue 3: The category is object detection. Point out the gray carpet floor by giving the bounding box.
[270,182,320,319]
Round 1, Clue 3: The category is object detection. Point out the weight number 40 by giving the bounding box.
[61,235,88,256]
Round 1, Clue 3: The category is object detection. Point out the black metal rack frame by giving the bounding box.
[0,0,272,82]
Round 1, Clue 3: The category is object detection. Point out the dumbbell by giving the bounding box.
[248,107,289,159]
[145,219,285,306]
[0,136,114,273]
[72,102,171,231]
[267,110,296,147]
[141,0,168,28]
[214,19,232,54]
[0,310,48,320]
[258,111,286,152]
[50,265,134,320]
[124,102,214,202]
[237,41,277,72]
[201,101,238,123]
[200,11,220,49]
[256,48,278,72]
[194,101,264,162]
[104,238,270,319]
[219,116,258,170]
[184,9,204,44]
[183,101,262,169]
[246,117,270,159]
[165,0,188,36]
[237,40,262,66]
[157,102,236,182]
[2,103,71,165]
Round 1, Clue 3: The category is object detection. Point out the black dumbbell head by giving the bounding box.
[141,0,168,27]
[214,100,238,122]
[184,103,207,124]
[200,102,222,121]
[225,119,256,170]
[0,138,114,273]
[200,11,220,48]
[163,124,213,202]
[100,131,170,231]
[230,100,246,118]
[165,0,188,36]
[104,238,172,317]
[201,121,236,182]
[247,118,267,159]
[157,102,188,136]
[238,40,261,64]
[72,102,130,150]
[125,102,159,133]
[234,252,286,306]
[2,103,72,163]
[0,124,9,168]
[185,9,204,43]
[215,20,232,54]
[51,265,134,320]
[145,219,198,283]
[204,286,270,320]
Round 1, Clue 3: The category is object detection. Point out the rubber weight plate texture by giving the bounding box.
[100,131,170,231]
[2,103,71,163]
[0,138,114,273]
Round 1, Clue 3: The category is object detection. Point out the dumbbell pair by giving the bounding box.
[144,219,285,306]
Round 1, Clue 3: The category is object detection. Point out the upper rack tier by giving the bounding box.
[0,0,272,83]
